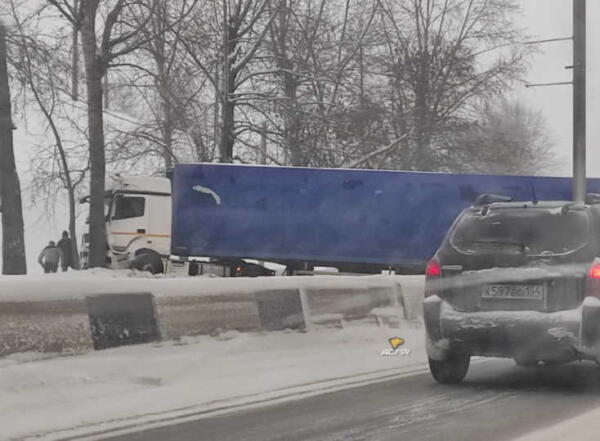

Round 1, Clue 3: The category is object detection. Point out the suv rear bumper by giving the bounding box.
[424,295,600,362]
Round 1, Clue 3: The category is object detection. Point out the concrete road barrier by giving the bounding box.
[86,293,160,350]
[255,289,305,331]
[392,276,425,322]
[0,275,424,356]
[155,292,262,340]
[0,299,93,356]
[303,284,398,320]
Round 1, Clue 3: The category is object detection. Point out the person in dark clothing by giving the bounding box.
[57,230,74,272]
[38,241,62,273]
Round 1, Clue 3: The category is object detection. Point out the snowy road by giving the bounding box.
[106,358,600,441]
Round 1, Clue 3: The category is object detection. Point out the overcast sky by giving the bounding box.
[518,0,599,177]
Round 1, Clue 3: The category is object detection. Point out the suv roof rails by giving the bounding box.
[475,194,513,206]
[585,193,600,205]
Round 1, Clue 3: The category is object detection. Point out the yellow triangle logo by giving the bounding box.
[389,337,404,350]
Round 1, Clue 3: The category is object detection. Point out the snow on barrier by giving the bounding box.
[0,272,424,357]
[304,285,394,320]
[155,291,263,339]
[393,275,426,322]
[0,299,93,356]
[255,289,306,331]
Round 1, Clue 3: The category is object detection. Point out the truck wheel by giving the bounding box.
[133,252,163,274]
[428,351,470,384]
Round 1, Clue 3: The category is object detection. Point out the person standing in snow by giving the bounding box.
[37,241,62,274]
[57,230,74,271]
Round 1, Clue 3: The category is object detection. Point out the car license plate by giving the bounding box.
[482,284,545,300]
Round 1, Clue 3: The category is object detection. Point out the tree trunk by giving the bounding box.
[84,70,107,268]
[219,96,235,162]
[219,0,235,163]
[412,50,432,171]
[71,0,79,101]
[213,65,220,155]
[162,117,174,170]
[271,1,304,166]
[284,73,303,166]
[161,87,174,170]
[0,21,27,275]
[156,58,174,170]
[81,0,107,268]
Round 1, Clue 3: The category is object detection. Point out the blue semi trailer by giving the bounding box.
[170,163,600,274]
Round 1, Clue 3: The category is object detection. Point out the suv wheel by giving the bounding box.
[428,351,470,384]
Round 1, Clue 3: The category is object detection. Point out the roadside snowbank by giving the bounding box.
[0,322,426,440]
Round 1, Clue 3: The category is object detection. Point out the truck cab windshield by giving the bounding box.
[112,195,145,220]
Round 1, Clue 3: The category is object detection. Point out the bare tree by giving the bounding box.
[119,0,213,169]
[263,0,384,167]
[0,19,27,275]
[9,0,83,268]
[47,0,159,267]
[443,99,557,175]
[181,0,276,162]
[376,0,529,171]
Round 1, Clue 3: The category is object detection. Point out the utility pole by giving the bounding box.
[0,20,27,274]
[573,0,586,202]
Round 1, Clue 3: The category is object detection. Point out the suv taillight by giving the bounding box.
[586,263,600,298]
[426,258,441,278]
[425,257,442,297]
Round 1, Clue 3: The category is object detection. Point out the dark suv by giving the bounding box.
[423,195,600,383]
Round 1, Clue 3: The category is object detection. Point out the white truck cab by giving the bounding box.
[80,176,172,273]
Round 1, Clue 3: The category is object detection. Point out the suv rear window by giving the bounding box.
[450,208,590,256]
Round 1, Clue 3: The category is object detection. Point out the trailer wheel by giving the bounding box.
[133,252,163,274]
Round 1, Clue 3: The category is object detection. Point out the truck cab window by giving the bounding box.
[112,196,145,220]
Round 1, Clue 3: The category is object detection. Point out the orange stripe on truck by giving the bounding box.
[111,232,171,238]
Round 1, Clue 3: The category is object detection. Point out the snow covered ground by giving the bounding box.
[0,321,426,441]
[0,272,426,439]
